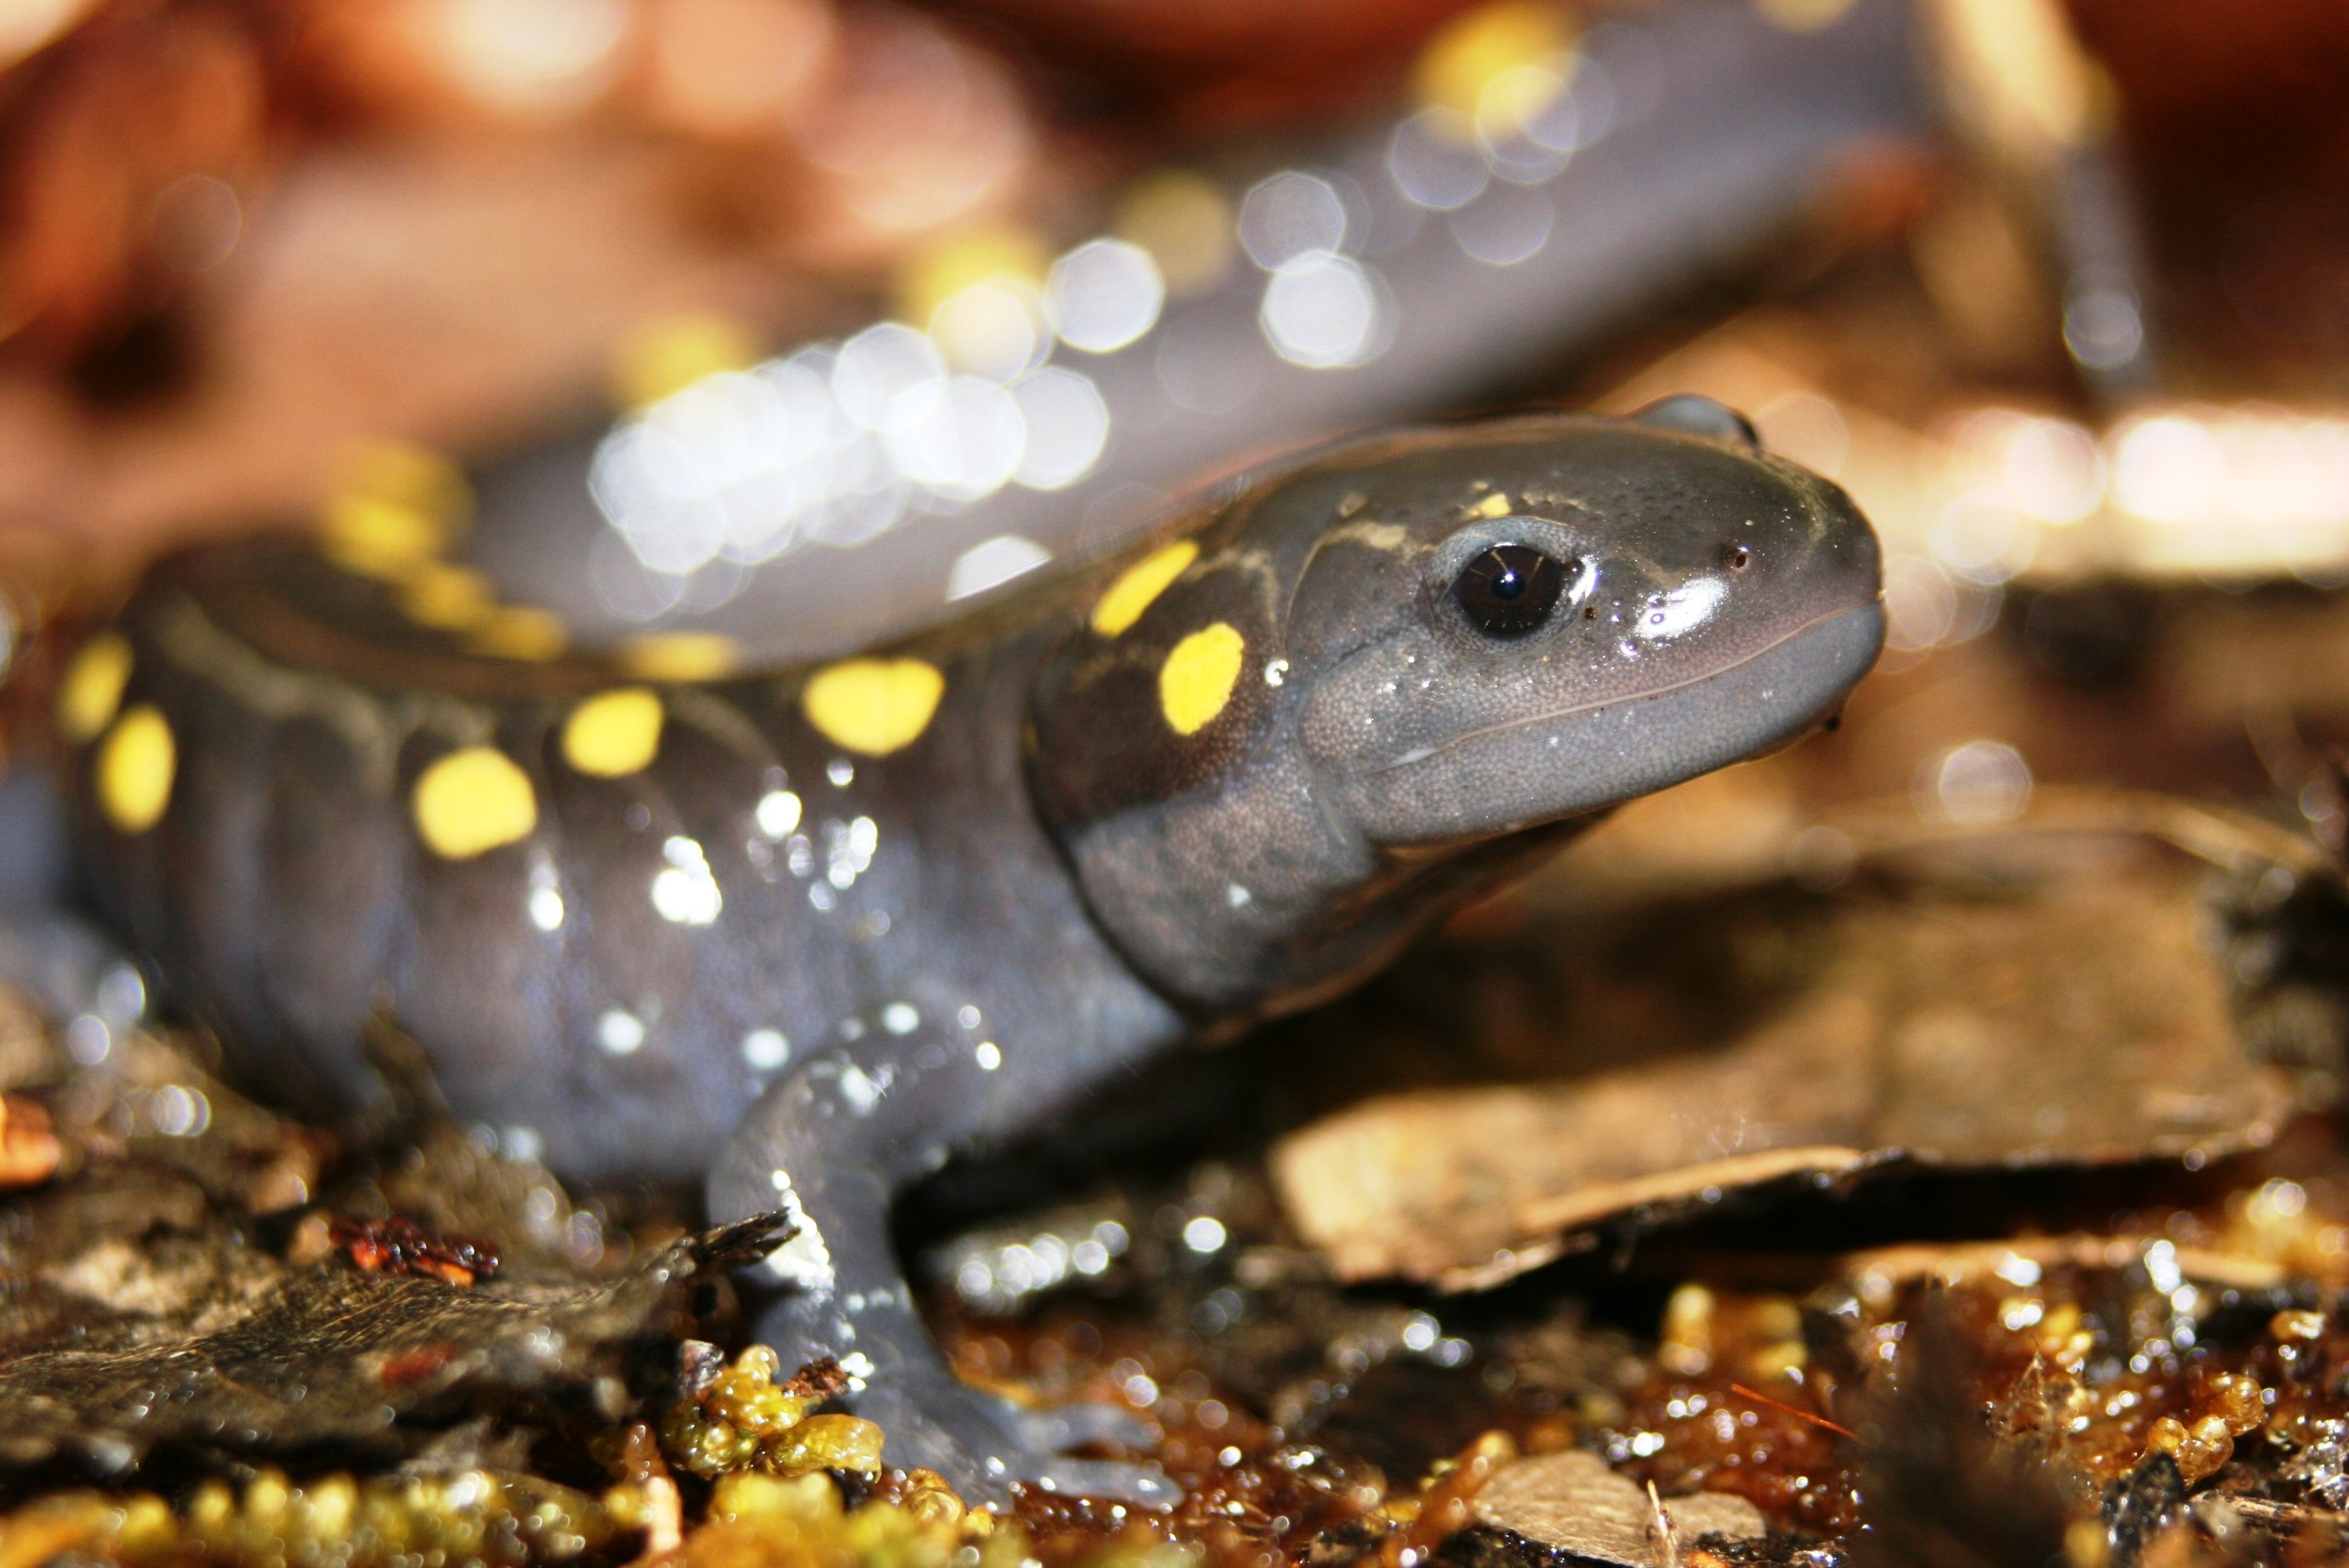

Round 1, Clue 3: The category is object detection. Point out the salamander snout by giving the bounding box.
[1296,411,1885,847]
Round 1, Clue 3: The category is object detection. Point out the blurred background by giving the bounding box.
[0,0,2345,799]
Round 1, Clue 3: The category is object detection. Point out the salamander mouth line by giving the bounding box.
[1362,597,1882,776]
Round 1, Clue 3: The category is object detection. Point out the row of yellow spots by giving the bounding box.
[411,656,948,860]
[317,438,747,683]
[59,635,175,837]
[1090,540,1246,737]
[883,1,1573,360]
[69,628,953,887]
[68,520,1245,857]
[62,621,953,861]
[407,682,677,858]
[314,440,576,661]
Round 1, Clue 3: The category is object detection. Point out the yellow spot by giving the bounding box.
[611,312,759,410]
[97,705,175,833]
[1469,491,1512,519]
[1159,622,1245,736]
[802,658,944,757]
[1115,170,1234,296]
[1092,540,1198,637]
[399,562,496,631]
[467,606,568,662]
[413,747,538,860]
[1757,0,1858,32]
[333,439,472,532]
[897,224,1050,326]
[1414,2,1572,136]
[58,634,133,743]
[621,631,740,683]
[319,493,450,579]
[562,688,664,777]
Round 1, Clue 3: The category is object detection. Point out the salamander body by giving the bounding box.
[58,398,1884,1499]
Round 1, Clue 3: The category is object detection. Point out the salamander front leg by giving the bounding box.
[707,1063,1174,1507]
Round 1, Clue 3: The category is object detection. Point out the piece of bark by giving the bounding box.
[1461,1449,1766,1568]
[0,1186,782,1473]
[1274,825,2301,1287]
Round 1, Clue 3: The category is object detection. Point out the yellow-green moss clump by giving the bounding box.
[659,1345,888,1480]
[0,1464,1204,1568]
[0,1469,631,1568]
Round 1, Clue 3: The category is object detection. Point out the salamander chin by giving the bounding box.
[62,396,1883,1506]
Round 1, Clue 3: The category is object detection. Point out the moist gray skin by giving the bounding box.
[63,400,1884,1504]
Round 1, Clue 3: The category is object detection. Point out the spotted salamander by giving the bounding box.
[57,396,1883,1501]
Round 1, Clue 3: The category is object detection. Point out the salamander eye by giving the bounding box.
[1451,544,1573,637]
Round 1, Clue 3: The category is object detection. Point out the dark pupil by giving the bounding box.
[1453,544,1569,636]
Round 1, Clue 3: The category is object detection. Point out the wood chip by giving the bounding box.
[1274,822,2301,1287]
[1466,1450,1765,1568]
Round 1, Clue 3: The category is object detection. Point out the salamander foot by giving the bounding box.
[853,1370,1178,1508]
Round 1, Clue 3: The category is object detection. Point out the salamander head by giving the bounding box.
[1031,400,1884,1015]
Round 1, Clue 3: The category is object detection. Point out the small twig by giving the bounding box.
[1729,1381,1858,1440]
[1646,1480,1682,1568]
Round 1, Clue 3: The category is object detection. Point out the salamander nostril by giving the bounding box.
[1727,545,1753,571]
[1452,544,1574,637]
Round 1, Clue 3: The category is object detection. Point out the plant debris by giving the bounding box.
[658,1345,887,1481]
[0,1189,783,1475]
[327,1214,504,1288]
[1452,1448,1767,1568]
[1273,817,2312,1288]
[0,1469,644,1568]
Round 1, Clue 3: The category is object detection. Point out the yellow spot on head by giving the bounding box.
[399,563,496,631]
[611,312,760,410]
[898,224,1050,326]
[563,687,664,777]
[58,633,133,743]
[1415,1,1572,136]
[1092,540,1198,637]
[803,658,944,757]
[1115,170,1234,297]
[1159,622,1245,736]
[334,440,472,533]
[1469,491,1512,520]
[98,705,174,833]
[320,493,450,580]
[621,631,741,683]
[468,606,568,662]
[414,747,538,860]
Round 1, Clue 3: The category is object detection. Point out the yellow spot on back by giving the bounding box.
[621,631,741,683]
[1415,2,1571,134]
[611,313,758,410]
[898,225,1050,325]
[97,705,174,833]
[468,606,568,662]
[1115,170,1234,296]
[319,493,450,580]
[803,658,945,757]
[563,688,664,777]
[58,634,133,743]
[400,563,496,631]
[1469,491,1512,519]
[1757,0,1858,33]
[334,440,472,533]
[1092,540,1198,637]
[1159,622,1245,736]
[414,747,538,860]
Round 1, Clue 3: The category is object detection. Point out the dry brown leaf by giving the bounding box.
[1275,822,2303,1287]
[1461,1449,1766,1568]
